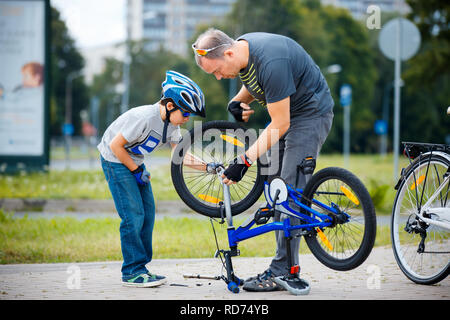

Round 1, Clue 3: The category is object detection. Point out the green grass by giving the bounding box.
[0,210,391,264]
[0,153,409,213]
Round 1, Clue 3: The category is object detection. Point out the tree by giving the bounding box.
[319,5,378,153]
[90,40,229,134]
[50,6,89,136]
[222,0,379,153]
[404,0,449,84]
[399,0,450,144]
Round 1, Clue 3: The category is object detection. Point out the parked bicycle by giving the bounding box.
[171,121,376,294]
[391,141,450,285]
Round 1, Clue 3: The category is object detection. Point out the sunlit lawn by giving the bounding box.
[0,210,391,264]
[0,153,409,214]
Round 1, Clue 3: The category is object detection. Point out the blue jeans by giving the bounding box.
[101,156,156,280]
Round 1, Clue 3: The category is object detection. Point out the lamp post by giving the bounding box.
[64,71,82,169]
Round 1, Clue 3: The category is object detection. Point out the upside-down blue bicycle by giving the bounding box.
[171,121,377,293]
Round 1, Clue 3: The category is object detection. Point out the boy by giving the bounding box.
[98,71,206,287]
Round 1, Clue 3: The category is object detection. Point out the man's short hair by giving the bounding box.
[193,28,235,64]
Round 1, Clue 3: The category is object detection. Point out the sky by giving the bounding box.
[51,0,126,48]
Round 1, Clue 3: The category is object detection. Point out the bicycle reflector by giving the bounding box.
[198,194,223,204]
[316,228,333,251]
[340,186,360,205]
[220,134,244,147]
[410,175,425,190]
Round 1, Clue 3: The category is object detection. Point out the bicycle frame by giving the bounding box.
[217,168,342,249]
[213,167,365,293]
[401,144,450,231]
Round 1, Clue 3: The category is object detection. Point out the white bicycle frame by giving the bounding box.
[412,151,450,231]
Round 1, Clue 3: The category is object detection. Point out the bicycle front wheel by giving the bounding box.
[171,121,266,218]
[391,154,450,285]
[301,167,377,271]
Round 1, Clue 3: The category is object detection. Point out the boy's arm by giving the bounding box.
[110,133,139,171]
[170,143,207,171]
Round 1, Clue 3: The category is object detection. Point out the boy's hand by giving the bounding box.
[131,164,151,185]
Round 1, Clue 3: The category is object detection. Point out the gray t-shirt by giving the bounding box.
[237,32,334,119]
[97,103,181,165]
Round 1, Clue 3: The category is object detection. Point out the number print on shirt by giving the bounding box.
[129,130,161,155]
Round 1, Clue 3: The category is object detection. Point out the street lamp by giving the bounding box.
[64,71,83,169]
[324,64,342,74]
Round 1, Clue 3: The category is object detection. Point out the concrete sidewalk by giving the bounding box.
[0,246,448,300]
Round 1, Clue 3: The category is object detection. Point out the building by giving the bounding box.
[128,0,236,57]
[81,0,410,83]
[321,0,410,20]
[80,44,125,85]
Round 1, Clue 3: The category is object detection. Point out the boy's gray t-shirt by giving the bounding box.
[97,103,181,165]
[237,32,334,119]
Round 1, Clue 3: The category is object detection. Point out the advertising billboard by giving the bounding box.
[0,0,50,172]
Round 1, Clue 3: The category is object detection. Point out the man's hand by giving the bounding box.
[227,101,254,123]
[131,164,151,185]
[222,154,252,185]
[241,103,254,122]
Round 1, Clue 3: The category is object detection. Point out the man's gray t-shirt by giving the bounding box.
[97,103,181,165]
[237,32,334,119]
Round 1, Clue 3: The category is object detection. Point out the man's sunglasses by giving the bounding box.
[191,43,229,56]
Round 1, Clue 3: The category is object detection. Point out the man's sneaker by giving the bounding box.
[243,269,285,292]
[122,273,166,288]
[274,275,310,295]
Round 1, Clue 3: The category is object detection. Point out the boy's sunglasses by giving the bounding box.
[180,110,190,117]
[191,43,228,56]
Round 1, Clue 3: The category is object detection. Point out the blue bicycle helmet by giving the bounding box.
[162,70,206,117]
[160,71,205,143]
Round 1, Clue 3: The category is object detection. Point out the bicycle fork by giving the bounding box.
[216,168,244,293]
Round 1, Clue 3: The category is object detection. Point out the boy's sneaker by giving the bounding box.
[122,272,166,288]
[274,275,310,295]
[147,272,167,282]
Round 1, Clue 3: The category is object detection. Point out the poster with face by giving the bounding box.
[0,0,45,156]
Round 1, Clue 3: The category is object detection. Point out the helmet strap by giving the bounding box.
[162,103,174,144]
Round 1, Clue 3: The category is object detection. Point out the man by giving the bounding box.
[192,28,334,295]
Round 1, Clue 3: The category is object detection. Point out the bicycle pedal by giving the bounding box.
[254,207,274,225]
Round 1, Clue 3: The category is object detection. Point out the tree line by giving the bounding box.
[50,0,449,153]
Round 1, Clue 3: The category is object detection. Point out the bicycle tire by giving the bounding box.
[301,167,376,271]
[391,154,450,285]
[171,120,266,218]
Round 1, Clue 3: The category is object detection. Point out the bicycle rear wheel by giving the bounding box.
[171,120,266,218]
[301,167,376,271]
[391,154,450,285]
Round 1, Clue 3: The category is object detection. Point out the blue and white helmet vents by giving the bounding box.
[162,70,206,117]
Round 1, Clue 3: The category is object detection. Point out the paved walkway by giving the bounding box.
[0,246,448,300]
